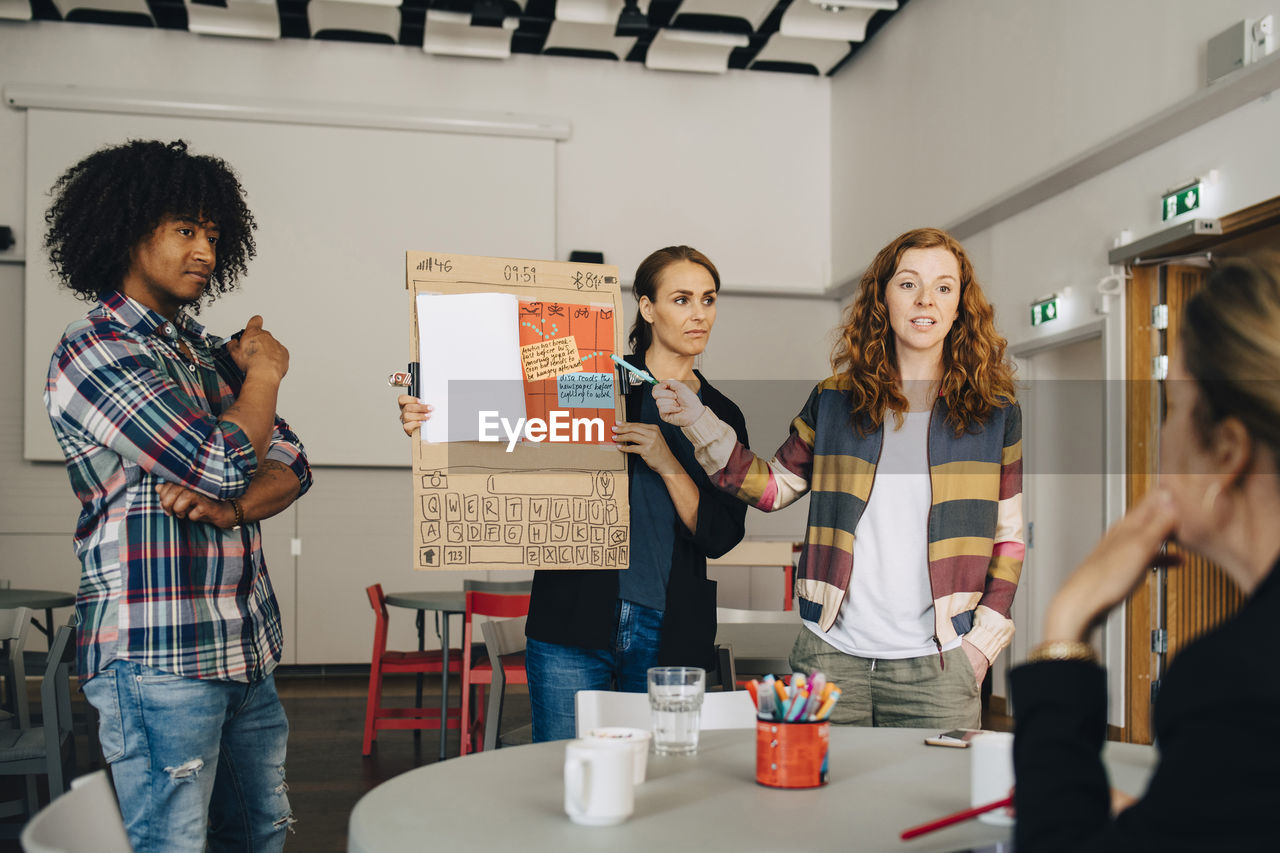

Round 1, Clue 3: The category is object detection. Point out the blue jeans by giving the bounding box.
[82,660,293,853]
[525,599,663,742]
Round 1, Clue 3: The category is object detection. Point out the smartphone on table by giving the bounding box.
[923,728,992,748]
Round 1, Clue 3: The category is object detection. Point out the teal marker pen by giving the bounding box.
[609,353,658,386]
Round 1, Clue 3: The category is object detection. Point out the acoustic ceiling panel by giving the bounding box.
[184,0,280,40]
[18,0,908,76]
[543,19,636,60]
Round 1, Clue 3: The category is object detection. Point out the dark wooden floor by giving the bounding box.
[0,671,529,853]
[0,671,1009,852]
[277,672,531,852]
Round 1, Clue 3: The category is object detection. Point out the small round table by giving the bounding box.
[0,588,76,646]
[348,727,1156,852]
[382,591,467,761]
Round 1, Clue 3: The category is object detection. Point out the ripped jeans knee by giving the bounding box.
[164,757,205,782]
[82,661,293,853]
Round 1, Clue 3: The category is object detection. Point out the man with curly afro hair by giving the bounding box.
[43,139,311,852]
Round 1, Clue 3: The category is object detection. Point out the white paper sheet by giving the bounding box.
[417,292,527,443]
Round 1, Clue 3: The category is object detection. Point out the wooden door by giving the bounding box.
[1161,267,1245,666]
[1123,265,1159,743]
[1124,263,1244,743]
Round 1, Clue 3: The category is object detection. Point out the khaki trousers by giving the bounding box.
[788,627,982,728]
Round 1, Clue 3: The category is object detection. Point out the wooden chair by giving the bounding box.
[480,615,531,751]
[20,769,132,853]
[459,580,531,756]
[362,583,470,756]
[574,689,756,737]
[0,622,77,826]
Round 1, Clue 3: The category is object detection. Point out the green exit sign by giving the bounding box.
[1031,297,1059,326]
[1163,182,1201,221]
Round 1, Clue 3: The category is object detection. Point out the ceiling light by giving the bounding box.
[0,0,33,19]
[644,28,744,73]
[785,0,894,41]
[425,9,518,59]
[659,29,749,48]
[185,0,280,39]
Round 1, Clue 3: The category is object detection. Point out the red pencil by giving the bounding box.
[899,795,1014,840]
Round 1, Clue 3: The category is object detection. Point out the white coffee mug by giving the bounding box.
[587,726,652,784]
[969,731,1015,826]
[564,739,635,826]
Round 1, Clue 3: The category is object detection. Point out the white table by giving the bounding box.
[348,727,1156,852]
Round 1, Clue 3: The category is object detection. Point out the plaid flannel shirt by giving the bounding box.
[45,290,312,682]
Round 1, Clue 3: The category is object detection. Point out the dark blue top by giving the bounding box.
[618,388,702,611]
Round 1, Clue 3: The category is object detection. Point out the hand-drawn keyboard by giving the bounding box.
[416,469,628,569]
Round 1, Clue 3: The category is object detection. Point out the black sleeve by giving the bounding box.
[1011,661,1115,852]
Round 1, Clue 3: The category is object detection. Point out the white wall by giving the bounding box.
[0,21,838,663]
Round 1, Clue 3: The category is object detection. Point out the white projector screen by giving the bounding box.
[23,106,557,467]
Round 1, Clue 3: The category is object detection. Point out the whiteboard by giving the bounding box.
[23,107,556,466]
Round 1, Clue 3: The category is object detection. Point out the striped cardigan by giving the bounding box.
[684,376,1024,663]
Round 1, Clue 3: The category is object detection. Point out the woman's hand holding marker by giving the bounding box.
[396,394,433,437]
[652,378,706,427]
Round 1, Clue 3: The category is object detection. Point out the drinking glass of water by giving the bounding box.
[647,666,705,755]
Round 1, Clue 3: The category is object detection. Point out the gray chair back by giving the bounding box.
[481,615,527,751]
[0,621,78,823]
[461,579,534,595]
[0,607,33,731]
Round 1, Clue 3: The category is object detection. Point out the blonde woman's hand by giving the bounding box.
[397,394,433,437]
[1042,488,1180,643]
[652,380,705,428]
[612,422,681,477]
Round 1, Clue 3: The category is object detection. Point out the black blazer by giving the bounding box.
[524,353,749,670]
[1010,557,1280,852]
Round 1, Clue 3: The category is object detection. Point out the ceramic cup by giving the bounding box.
[586,727,652,784]
[564,739,635,827]
[969,731,1015,826]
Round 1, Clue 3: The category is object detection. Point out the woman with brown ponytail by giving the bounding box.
[400,246,747,741]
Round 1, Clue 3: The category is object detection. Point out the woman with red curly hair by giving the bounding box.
[656,227,1022,727]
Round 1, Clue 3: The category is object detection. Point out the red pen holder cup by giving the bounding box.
[755,720,830,789]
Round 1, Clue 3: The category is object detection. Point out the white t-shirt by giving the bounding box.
[806,410,962,659]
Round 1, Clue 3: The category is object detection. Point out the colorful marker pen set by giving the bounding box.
[746,673,841,723]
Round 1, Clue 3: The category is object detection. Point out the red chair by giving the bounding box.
[363,583,469,755]
[459,579,531,756]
